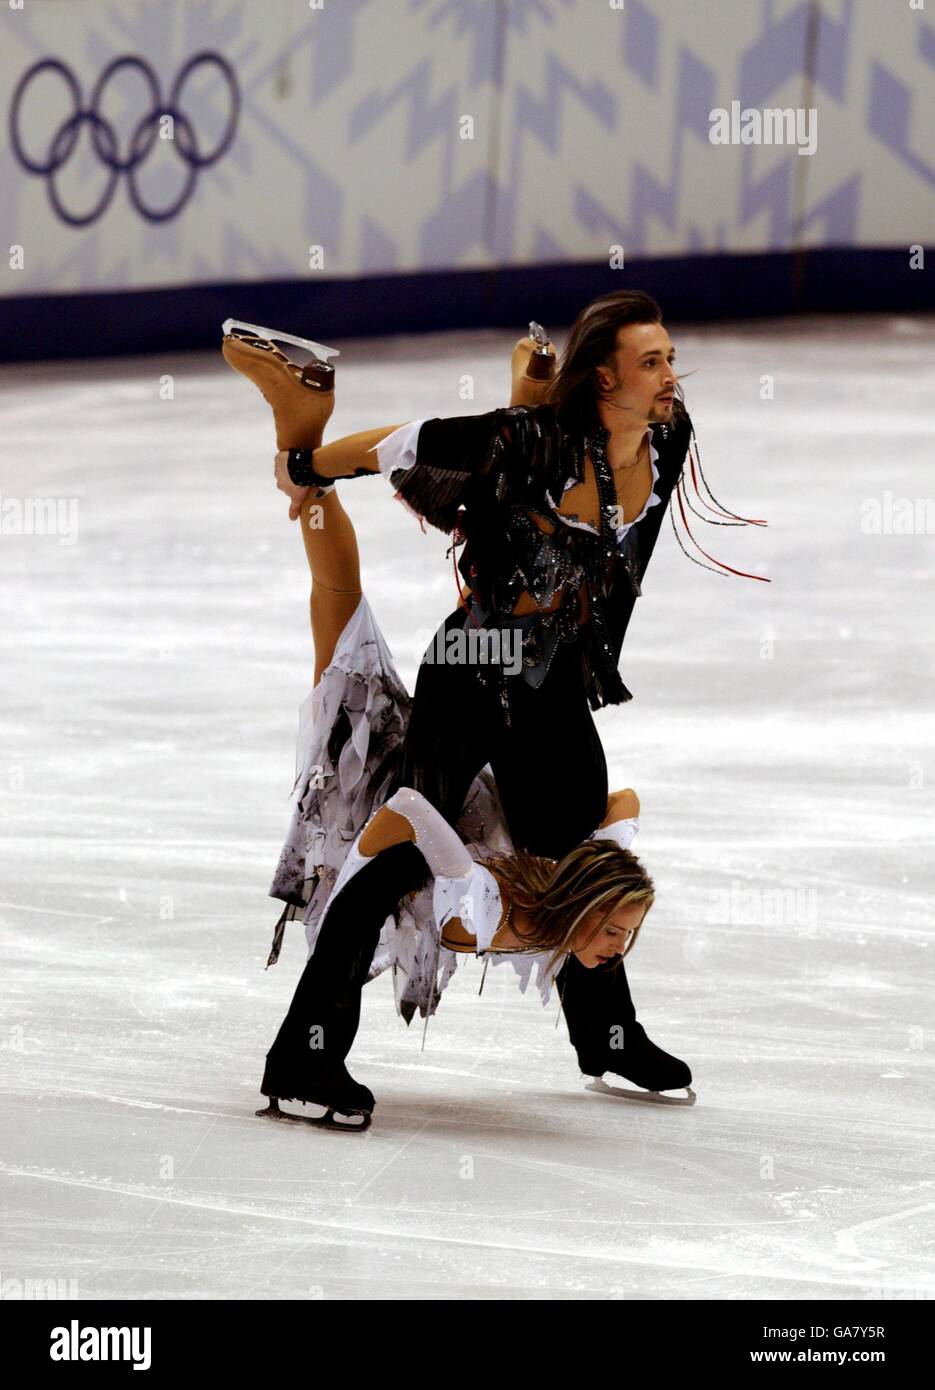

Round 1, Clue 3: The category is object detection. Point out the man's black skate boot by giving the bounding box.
[556,953,693,1098]
[258,842,428,1129]
[260,1058,375,1115]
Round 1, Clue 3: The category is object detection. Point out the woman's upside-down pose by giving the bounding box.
[222,298,764,1129]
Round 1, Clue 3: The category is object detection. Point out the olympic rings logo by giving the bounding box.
[9,52,239,225]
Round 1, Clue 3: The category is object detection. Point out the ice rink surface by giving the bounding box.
[1,316,933,1301]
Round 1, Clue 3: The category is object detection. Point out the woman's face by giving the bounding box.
[571,901,647,968]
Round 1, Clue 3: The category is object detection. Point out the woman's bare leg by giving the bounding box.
[297,488,365,686]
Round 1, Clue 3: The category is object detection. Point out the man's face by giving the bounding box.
[595,321,678,425]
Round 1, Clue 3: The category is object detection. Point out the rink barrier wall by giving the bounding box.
[2,0,934,361]
[1,248,930,364]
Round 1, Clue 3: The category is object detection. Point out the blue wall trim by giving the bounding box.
[1,248,928,363]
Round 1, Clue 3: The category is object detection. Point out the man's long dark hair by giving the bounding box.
[545,289,664,435]
[543,288,769,583]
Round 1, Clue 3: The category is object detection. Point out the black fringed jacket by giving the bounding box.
[387,400,694,720]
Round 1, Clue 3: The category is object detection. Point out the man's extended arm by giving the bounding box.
[285,409,512,533]
[282,423,409,486]
[380,410,509,533]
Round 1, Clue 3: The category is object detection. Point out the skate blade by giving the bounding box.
[584,1077,697,1107]
[255,1101,371,1131]
[222,318,340,363]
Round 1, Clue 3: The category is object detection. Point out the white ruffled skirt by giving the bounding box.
[267,594,566,1022]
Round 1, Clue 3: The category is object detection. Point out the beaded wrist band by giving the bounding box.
[287,448,329,487]
[286,448,375,488]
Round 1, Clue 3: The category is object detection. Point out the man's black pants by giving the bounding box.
[391,605,610,857]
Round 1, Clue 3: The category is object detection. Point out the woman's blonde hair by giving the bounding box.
[482,838,655,975]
